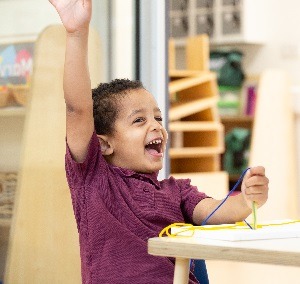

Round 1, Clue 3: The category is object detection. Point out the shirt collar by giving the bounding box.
[110,165,161,189]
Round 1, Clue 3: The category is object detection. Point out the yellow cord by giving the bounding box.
[159,220,300,238]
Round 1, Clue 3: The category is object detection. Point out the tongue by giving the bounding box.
[146,148,159,155]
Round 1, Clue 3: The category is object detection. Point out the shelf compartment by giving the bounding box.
[169,121,223,132]
[170,76,218,100]
[171,156,221,173]
[170,97,218,121]
[169,146,224,158]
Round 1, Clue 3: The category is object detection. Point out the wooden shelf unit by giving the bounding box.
[169,70,224,174]
[221,115,254,135]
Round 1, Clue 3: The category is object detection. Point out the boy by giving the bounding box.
[50,0,269,283]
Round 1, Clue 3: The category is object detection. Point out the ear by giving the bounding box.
[97,135,114,156]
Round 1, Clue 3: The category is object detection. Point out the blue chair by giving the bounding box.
[193,259,209,284]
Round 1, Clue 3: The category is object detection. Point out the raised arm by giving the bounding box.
[50,0,94,162]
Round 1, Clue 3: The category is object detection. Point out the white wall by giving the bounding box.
[240,0,300,86]
[0,0,110,172]
[0,1,60,172]
[0,1,60,42]
[175,0,300,86]
[111,0,135,79]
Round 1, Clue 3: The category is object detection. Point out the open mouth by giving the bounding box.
[145,138,163,155]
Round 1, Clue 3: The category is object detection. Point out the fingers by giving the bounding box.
[243,184,269,196]
[243,175,269,189]
[242,166,269,207]
[248,166,265,176]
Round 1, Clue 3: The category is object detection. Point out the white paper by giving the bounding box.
[171,220,300,241]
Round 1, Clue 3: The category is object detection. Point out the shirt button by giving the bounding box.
[143,187,150,193]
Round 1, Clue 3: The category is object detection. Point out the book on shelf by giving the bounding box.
[242,84,257,116]
[218,82,258,117]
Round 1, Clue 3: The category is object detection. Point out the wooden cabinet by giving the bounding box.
[170,0,267,46]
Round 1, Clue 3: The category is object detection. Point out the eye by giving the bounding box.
[155,116,163,122]
[133,117,146,123]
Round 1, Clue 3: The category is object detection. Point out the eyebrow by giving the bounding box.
[128,107,162,119]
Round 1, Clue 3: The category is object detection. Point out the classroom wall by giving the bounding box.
[175,0,300,87]
[0,0,61,172]
[240,0,300,86]
[0,0,110,78]
[224,0,300,210]
[0,0,111,172]
[230,0,300,216]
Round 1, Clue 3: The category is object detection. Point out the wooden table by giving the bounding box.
[148,236,300,284]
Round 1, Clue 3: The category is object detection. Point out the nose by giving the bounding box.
[151,119,163,131]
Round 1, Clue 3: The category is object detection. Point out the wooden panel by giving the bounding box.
[169,72,216,95]
[169,69,211,79]
[5,25,102,283]
[169,38,176,70]
[169,147,224,158]
[182,106,220,122]
[186,34,209,71]
[183,131,224,148]
[171,156,220,173]
[0,225,9,281]
[170,97,217,121]
[221,116,254,135]
[170,130,223,148]
[169,121,223,132]
[176,80,218,103]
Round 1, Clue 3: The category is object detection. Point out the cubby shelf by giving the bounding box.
[169,69,224,174]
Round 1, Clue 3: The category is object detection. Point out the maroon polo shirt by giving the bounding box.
[65,132,208,284]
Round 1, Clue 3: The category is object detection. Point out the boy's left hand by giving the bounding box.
[241,166,269,208]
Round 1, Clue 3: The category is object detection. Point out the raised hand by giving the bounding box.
[49,0,92,33]
[241,166,269,208]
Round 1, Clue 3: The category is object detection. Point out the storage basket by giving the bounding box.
[0,172,17,220]
[8,84,30,106]
[0,88,10,107]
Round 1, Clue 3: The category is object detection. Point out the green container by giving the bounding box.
[224,127,251,175]
[210,50,245,87]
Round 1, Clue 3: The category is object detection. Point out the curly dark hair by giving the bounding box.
[92,78,145,135]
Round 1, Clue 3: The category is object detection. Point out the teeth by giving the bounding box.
[147,139,162,145]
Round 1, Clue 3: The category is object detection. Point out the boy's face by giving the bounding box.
[106,89,168,173]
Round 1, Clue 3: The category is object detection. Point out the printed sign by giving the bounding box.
[0,42,34,106]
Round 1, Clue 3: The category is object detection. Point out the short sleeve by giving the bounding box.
[177,178,209,223]
[65,132,107,231]
[65,131,105,188]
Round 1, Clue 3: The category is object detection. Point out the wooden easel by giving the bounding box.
[5,25,102,283]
